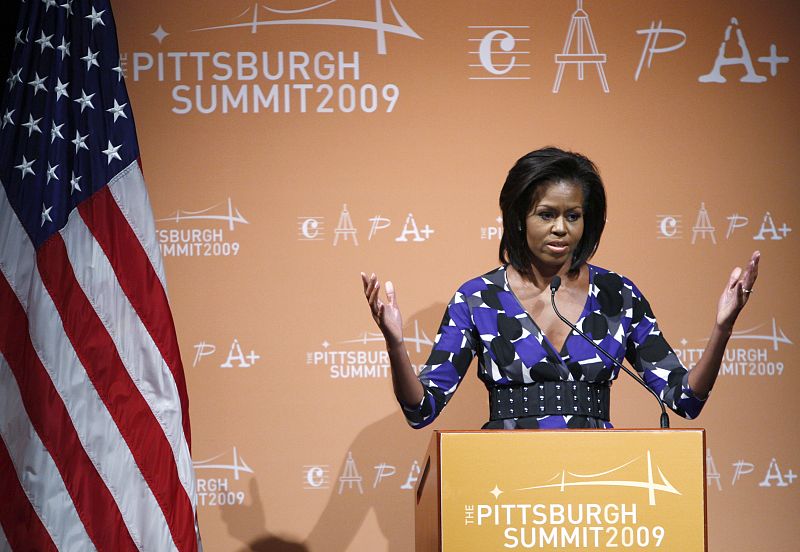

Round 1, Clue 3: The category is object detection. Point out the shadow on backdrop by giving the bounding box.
[303,302,489,552]
[220,478,309,552]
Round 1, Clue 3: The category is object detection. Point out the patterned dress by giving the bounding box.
[402,265,706,429]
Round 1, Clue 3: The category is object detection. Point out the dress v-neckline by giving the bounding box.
[502,265,593,358]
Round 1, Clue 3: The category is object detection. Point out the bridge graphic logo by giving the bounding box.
[515,450,680,506]
[192,0,422,55]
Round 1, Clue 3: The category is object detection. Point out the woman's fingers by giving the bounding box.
[727,266,742,290]
[361,272,400,328]
[362,272,373,296]
[363,273,378,300]
[369,278,381,311]
[742,251,760,289]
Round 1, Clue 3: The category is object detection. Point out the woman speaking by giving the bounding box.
[361,147,759,429]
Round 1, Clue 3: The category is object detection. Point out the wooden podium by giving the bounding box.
[415,430,706,551]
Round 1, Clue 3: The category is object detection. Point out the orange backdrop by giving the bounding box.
[115,1,799,550]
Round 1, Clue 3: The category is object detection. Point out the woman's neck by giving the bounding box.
[518,259,576,288]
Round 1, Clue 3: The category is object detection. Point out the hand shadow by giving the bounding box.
[220,478,309,552]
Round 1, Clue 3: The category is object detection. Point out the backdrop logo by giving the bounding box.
[192,1,422,56]
[192,338,262,369]
[468,26,531,80]
[677,319,791,378]
[480,214,504,240]
[655,214,682,239]
[303,453,421,493]
[655,203,792,244]
[707,449,796,490]
[125,1,417,114]
[306,321,432,378]
[297,215,326,240]
[635,21,686,81]
[553,0,610,93]
[193,446,254,507]
[303,464,332,490]
[726,318,792,351]
[297,204,435,247]
[699,17,789,84]
[157,197,246,257]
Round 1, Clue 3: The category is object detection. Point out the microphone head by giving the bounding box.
[550,276,562,292]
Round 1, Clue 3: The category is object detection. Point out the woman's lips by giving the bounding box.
[546,242,569,254]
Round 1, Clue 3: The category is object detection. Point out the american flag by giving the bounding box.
[0,1,200,550]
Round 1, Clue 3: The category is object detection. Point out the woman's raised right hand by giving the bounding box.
[361,272,404,346]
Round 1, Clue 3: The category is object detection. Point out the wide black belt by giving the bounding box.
[489,381,611,422]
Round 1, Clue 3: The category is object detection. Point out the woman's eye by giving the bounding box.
[538,212,554,220]
[567,213,582,222]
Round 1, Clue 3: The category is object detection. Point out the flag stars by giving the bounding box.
[22,114,42,137]
[15,156,36,179]
[59,0,74,15]
[14,30,28,48]
[1,109,14,129]
[81,47,100,71]
[41,204,54,227]
[74,89,95,112]
[70,172,82,194]
[102,140,122,164]
[51,121,64,143]
[28,72,48,95]
[42,0,58,12]
[86,7,106,29]
[112,63,124,82]
[57,37,71,60]
[46,163,59,184]
[55,78,69,101]
[7,68,23,90]
[35,30,54,52]
[72,130,89,153]
[107,99,128,122]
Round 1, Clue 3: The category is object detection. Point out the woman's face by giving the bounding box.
[525,180,585,268]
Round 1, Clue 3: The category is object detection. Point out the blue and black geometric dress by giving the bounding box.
[402,265,706,429]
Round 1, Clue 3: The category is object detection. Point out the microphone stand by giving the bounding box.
[549,276,670,429]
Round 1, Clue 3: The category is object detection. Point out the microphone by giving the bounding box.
[549,276,670,428]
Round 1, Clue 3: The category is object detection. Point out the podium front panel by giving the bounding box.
[436,430,705,551]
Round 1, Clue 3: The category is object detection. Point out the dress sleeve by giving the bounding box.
[402,290,477,428]
[624,283,707,420]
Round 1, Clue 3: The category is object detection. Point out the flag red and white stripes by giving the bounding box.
[0,164,200,551]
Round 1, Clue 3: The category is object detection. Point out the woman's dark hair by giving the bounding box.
[499,147,606,278]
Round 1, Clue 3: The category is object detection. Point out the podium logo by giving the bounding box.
[515,450,679,506]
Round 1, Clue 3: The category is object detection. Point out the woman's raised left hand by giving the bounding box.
[716,251,760,329]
